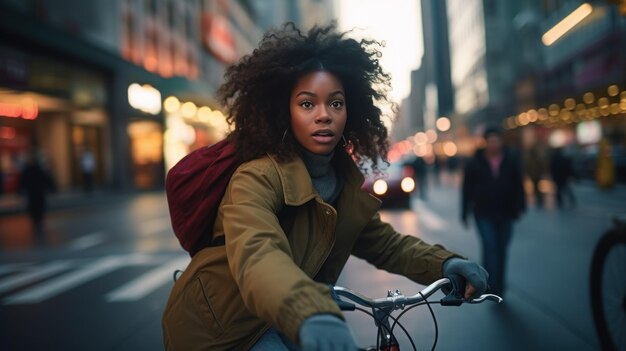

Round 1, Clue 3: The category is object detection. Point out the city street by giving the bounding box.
[339,172,625,350]
[2,1,626,350]
[1,172,624,350]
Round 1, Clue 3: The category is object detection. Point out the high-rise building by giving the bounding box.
[395,0,454,148]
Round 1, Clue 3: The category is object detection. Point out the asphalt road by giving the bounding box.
[0,173,623,350]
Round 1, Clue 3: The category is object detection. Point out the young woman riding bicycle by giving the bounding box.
[161,22,489,351]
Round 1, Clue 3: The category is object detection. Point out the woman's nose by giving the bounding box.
[315,107,331,123]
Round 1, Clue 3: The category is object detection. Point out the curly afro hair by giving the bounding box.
[218,22,394,172]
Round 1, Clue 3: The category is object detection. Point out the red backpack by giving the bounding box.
[165,138,242,256]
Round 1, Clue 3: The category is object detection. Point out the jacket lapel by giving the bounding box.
[268,155,317,206]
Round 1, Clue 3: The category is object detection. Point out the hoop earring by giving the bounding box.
[282,128,289,143]
[341,135,348,147]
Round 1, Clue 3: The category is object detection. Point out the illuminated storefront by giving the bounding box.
[162,96,230,172]
[0,44,108,194]
[504,82,626,181]
[126,83,164,189]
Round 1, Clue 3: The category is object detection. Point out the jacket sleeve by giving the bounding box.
[221,161,342,342]
[351,212,459,285]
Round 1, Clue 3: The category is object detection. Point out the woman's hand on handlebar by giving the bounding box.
[442,257,489,300]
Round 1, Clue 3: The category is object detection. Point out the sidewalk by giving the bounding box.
[0,189,146,217]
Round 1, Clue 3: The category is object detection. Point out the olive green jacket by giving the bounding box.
[162,150,457,350]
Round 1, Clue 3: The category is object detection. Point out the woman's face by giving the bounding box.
[289,71,347,155]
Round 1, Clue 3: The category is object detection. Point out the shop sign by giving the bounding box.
[128,83,161,115]
[0,102,38,120]
[201,12,237,64]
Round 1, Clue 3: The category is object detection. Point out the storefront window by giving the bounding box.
[128,120,163,189]
[162,96,230,172]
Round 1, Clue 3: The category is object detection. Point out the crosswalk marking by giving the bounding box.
[69,232,106,250]
[414,199,448,231]
[2,254,160,305]
[4,256,128,305]
[106,256,189,302]
[0,261,71,294]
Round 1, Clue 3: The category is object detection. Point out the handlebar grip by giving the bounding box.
[440,274,465,306]
[440,294,464,306]
[336,300,356,311]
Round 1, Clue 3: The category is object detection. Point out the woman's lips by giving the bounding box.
[311,130,335,144]
[311,135,334,143]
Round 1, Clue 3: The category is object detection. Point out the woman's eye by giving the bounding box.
[300,101,313,109]
[330,100,344,109]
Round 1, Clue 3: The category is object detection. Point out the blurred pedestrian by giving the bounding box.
[408,155,428,199]
[162,22,489,351]
[80,146,95,193]
[549,147,577,208]
[461,126,526,296]
[18,148,56,239]
[524,145,546,208]
[595,139,615,190]
[432,154,442,185]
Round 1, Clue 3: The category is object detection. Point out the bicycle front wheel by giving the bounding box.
[590,229,626,351]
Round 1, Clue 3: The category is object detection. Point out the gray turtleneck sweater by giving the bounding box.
[299,148,343,205]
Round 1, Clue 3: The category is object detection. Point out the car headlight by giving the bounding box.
[401,177,415,193]
[373,179,388,195]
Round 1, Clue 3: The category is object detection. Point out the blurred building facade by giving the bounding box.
[0,0,334,195]
[404,0,626,182]
[395,0,454,141]
[515,0,626,183]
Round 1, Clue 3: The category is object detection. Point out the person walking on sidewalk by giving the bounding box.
[80,147,96,194]
[524,145,546,208]
[549,147,577,208]
[408,155,428,199]
[18,147,56,240]
[461,127,526,296]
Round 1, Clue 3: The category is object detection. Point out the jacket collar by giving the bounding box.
[268,149,366,207]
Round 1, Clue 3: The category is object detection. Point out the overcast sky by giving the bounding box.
[336,0,424,104]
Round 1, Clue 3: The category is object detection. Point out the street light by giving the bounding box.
[436,117,451,132]
[542,3,593,46]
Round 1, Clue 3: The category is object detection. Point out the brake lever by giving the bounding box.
[468,294,503,304]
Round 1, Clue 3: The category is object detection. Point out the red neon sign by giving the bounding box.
[0,102,39,120]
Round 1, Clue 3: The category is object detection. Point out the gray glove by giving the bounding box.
[299,314,358,351]
[442,257,489,299]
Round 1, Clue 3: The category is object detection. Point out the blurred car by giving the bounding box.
[361,161,416,208]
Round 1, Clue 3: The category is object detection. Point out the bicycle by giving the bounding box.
[331,275,502,351]
[590,214,626,351]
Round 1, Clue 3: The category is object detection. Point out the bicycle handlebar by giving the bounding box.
[332,277,503,312]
